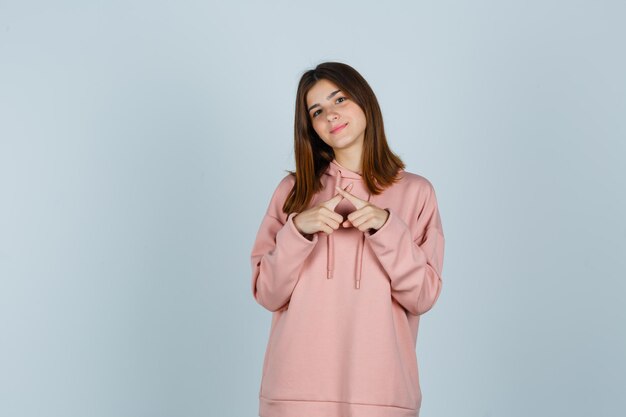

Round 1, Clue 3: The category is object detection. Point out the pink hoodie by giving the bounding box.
[250,158,445,417]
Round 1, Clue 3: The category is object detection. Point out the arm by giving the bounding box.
[250,211,319,312]
[365,183,445,316]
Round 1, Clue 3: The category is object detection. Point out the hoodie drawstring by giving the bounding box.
[326,164,372,290]
[326,169,341,280]
[353,191,372,289]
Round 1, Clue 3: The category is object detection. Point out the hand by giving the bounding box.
[293,182,355,237]
[333,185,390,233]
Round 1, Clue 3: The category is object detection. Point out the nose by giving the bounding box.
[326,110,339,122]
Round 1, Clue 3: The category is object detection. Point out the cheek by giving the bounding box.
[353,109,366,127]
[312,120,324,136]
[354,105,366,117]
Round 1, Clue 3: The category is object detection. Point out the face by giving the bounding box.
[305,79,367,153]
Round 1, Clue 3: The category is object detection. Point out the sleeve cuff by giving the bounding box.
[282,212,319,245]
[365,208,408,241]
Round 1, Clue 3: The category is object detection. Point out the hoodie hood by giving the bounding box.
[323,158,373,290]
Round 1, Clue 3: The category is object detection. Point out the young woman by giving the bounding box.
[250,61,445,417]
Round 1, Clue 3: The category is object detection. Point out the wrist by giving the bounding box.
[292,213,313,240]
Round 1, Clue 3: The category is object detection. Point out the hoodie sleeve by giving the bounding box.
[250,177,319,312]
[364,180,445,316]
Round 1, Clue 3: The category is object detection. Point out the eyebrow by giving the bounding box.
[307,89,342,112]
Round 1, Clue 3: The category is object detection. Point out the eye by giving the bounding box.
[311,97,348,119]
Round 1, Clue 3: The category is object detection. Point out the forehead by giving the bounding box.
[306,79,341,106]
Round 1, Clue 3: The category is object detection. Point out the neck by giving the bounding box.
[333,150,363,174]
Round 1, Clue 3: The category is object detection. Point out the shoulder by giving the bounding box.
[392,169,443,235]
[395,169,437,199]
[272,172,296,200]
[265,172,296,221]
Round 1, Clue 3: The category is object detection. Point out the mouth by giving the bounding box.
[330,123,348,134]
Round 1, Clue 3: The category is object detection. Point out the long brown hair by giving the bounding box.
[283,61,405,215]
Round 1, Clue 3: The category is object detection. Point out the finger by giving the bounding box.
[334,186,368,210]
[320,213,341,231]
[323,193,343,212]
[324,182,353,211]
[354,217,377,232]
[346,210,369,229]
[319,206,344,225]
[342,206,368,228]
[319,223,334,235]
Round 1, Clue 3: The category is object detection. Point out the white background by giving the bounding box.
[1,1,625,416]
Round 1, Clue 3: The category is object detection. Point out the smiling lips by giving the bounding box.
[330,123,348,134]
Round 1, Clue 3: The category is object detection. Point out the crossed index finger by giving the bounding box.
[334,185,368,210]
[323,182,354,211]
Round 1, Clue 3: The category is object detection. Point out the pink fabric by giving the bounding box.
[250,159,445,417]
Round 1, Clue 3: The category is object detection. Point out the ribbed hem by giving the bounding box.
[259,396,419,417]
